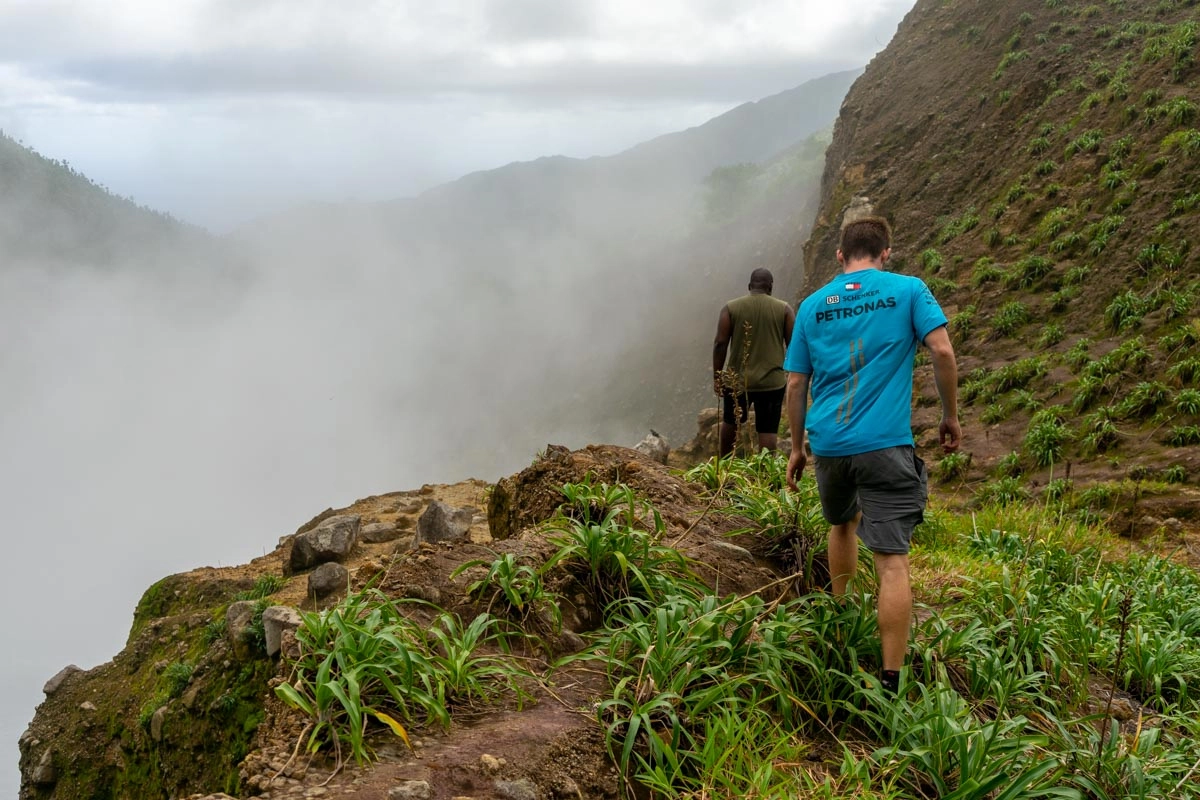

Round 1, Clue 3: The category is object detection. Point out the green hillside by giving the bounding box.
[1,131,214,272]
[801,0,1200,525]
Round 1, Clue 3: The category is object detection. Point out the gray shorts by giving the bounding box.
[813,445,928,555]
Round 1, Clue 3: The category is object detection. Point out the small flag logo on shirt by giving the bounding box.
[845,282,862,291]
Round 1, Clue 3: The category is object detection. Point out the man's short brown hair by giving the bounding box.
[839,216,893,261]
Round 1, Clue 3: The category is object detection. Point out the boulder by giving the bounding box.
[495,778,539,800]
[43,665,82,696]
[709,541,755,563]
[262,606,304,658]
[150,707,168,742]
[307,562,349,601]
[415,501,474,545]
[360,522,400,544]
[634,430,670,464]
[289,514,360,573]
[388,781,432,799]
[225,600,259,659]
[32,748,56,786]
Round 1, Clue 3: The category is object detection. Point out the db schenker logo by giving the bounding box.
[825,295,841,305]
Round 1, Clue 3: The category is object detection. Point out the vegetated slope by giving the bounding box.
[0,131,217,273]
[21,448,1200,799]
[801,0,1200,518]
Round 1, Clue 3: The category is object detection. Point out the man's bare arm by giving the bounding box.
[713,305,733,393]
[785,371,811,490]
[924,325,961,452]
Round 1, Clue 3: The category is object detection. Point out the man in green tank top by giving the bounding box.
[713,268,796,457]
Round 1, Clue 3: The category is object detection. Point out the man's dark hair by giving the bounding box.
[839,216,893,261]
[748,267,774,293]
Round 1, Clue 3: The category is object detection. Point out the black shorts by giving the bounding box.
[812,445,928,555]
[722,387,785,434]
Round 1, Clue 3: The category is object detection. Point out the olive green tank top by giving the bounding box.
[725,293,790,392]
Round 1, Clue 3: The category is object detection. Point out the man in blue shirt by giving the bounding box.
[784,216,961,694]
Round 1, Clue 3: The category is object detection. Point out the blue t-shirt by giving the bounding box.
[784,268,947,457]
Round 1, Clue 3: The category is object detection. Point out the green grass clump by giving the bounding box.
[950,305,976,339]
[1025,408,1072,466]
[938,207,980,243]
[453,552,561,633]
[974,476,1030,506]
[1175,388,1200,416]
[1006,254,1055,289]
[925,277,958,296]
[981,403,1008,424]
[1065,128,1105,158]
[992,301,1031,337]
[972,257,1004,287]
[277,590,531,764]
[1167,425,1200,446]
[1037,323,1066,350]
[961,356,1048,405]
[1167,357,1200,386]
[163,661,195,699]
[234,574,286,601]
[546,479,701,609]
[1117,381,1171,419]
[920,248,944,272]
[1104,290,1148,331]
[994,50,1031,80]
[935,452,971,483]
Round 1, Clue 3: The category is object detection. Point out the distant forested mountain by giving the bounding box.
[1,131,223,275]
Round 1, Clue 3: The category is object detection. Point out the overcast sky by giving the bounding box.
[0,0,915,230]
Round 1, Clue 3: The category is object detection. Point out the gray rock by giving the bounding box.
[1164,517,1184,534]
[308,562,349,600]
[392,535,416,555]
[396,498,424,514]
[80,701,97,712]
[361,522,400,544]
[495,778,540,800]
[554,629,587,656]
[709,541,756,563]
[289,514,360,572]
[32,748,56,786]
[634,430,670,464]
[225,600,259,658]
[415,501,474,545]
[551,776,581,798]
[43,665,82,695]
[388,781,432,799]
[776,437,793,457]
[150,706,167,742]
[262,606,304,658]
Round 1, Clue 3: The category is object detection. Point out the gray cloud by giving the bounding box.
[483,0,596,41]
[2,1,912,107]
[39,50,861,106]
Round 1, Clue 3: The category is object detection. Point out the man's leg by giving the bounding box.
[828,512,861,596]
[752,388,784,453]
[873,552,912,672]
